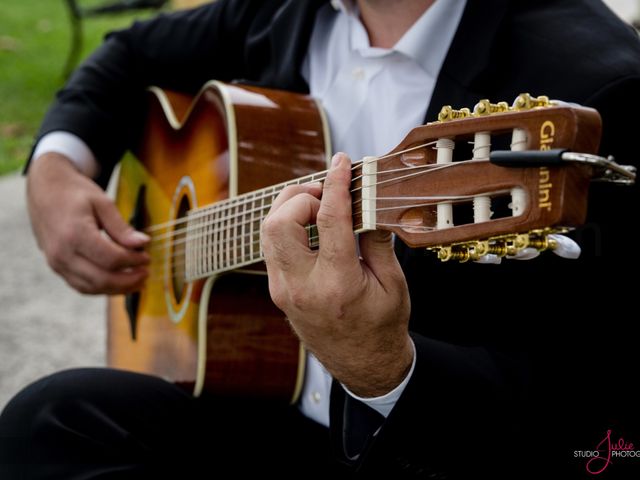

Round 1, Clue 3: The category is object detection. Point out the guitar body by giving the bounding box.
[107,81,331,402]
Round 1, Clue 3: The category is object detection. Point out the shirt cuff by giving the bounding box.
[341,339,416,418]
[31,131,100,178]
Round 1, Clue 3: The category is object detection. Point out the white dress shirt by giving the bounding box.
[32,0,467,428]
[298,0,466,427]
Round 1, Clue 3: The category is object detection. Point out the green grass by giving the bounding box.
[0,1,160,175]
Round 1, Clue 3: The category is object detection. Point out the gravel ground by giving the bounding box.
[0,173,105,411]
[0,0,636,412]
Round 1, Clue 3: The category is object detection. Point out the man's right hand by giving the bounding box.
[27,153,150,294]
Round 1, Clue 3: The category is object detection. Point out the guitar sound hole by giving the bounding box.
[172,194,191,304]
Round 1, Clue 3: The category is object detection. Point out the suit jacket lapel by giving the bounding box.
[256,0,326,92]
[426,0,510,121]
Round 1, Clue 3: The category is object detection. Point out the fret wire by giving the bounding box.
[249,194,255,261]
[231,202,237,266]
[241,196,246,263]
[226,207,231,270]
[215,207,221,271]
[198,216,204,277]
[213,208,219,271]
[207,211,213,274]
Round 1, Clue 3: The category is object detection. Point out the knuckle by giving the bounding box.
[45,251,63,273]
[88,276,110,294]
[59,226,77,247]
[288,287,310,311]
[92,192,111,210]
[261,219,295,270]
[269,280,310,313]
[260,215,281,239]
[325,167,350,188]
[45,242,69,273]
[271,242,295,271]
[315,209,337,230]
[321,242,340,263]
[75,283,93,295]
[66,277,92,294]
[102,252,123,271]
[280,185,300,198]
[269,288,287,310]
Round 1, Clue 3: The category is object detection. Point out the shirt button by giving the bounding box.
[330,0,341,11]
[352,67,365,80]
[311,391,322,404]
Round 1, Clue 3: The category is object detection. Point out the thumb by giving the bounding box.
[93,196,150,248]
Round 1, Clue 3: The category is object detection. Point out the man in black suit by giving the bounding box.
[1,0,640,478]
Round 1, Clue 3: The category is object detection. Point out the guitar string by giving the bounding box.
[148,156,467,243]
[148,190,508,256]
[146,158,475,244]
[148,222,438,280]
[137,143,497,280]
[146,159,503,270]
[148,188,509,279]
[142,140,440,234]
[150,162,484,260]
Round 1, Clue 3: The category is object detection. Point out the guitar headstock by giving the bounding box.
[352,94,604,261]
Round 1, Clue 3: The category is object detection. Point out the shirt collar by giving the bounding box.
[330,0,353,14]
[331,0,468,76]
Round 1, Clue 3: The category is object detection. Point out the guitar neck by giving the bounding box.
[183,161,369,281]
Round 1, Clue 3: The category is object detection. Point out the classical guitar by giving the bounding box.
[107,81,635,402]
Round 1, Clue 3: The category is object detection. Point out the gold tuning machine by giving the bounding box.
[429,229,565,262]
[511,93,553,110]
[473,99,509,116]
[433,94,554,123]
[437,105,472,122]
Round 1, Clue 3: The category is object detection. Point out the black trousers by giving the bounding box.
[0,368,338,479]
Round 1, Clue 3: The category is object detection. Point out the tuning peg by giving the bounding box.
[473,99,509,116]
[430,230,578,263]
[435,245,470,262]
[511,93,553,110]
[548,234,581,259]
[474,254,502,265]
[437,105,472,122]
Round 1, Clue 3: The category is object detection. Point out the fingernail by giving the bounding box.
[130,231,150,243]
[331,153,343,168]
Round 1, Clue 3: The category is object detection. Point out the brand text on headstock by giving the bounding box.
[539,120,555,211]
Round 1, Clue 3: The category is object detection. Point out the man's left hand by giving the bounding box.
[261,153,413,397]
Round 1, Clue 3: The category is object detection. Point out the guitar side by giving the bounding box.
[107,81,331,402]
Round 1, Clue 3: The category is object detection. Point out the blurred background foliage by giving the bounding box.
[0,2,150,174]
[0,1,205,175]
[0,0,635,176]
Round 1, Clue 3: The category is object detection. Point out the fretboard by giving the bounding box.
[183,160,372,281]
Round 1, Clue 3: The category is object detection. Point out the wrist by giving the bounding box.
[336,334,414,398]
[31,131,99,178]
[29,152,81,179]
[27,153,94,207]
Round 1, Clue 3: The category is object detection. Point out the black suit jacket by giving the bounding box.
[33,0,640,477]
